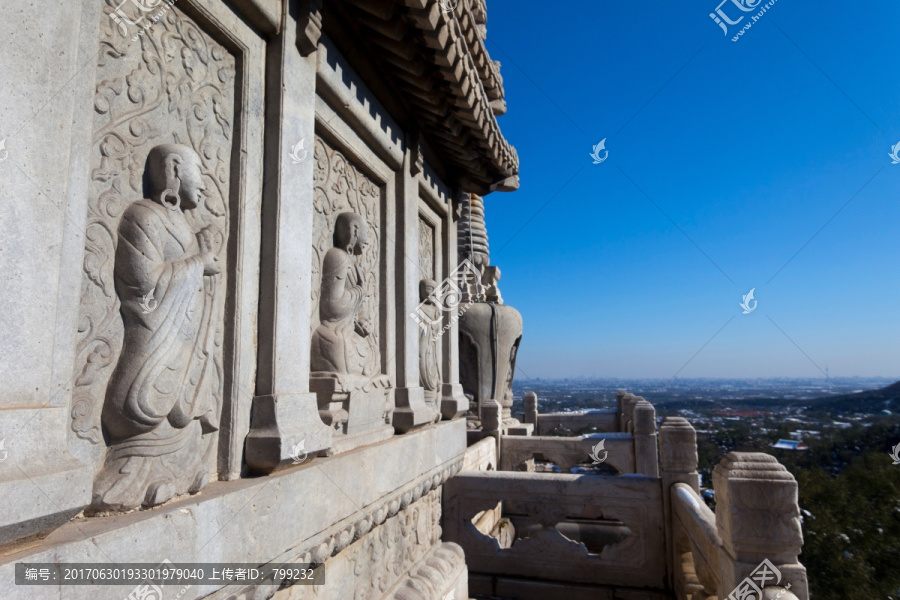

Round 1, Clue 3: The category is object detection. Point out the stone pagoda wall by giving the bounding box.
[0,1,476,598]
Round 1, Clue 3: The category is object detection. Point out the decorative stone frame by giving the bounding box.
[0,0,266,547]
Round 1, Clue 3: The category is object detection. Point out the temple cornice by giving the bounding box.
[339,0,519,195]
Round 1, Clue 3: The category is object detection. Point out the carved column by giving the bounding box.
[523,391,538,425]
[660,417,700,491]
[393,140,434,433]
[659,417,700,590]
[439,192,469,420]
[0,0,98,544]
[245,1,332,473]
[713,452,809,600]
[618,391,639,433]
[633,399,659,478]
[481,399,502,459]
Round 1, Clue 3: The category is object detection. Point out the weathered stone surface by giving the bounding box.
[443,471,666,589]
[247,6,331,474]
[311,211,380,376]
[0,1,513,599]
[499,433,636,474]
[462,436,497,472]
[713,452,808,600]
[91,144,223,512]
[533,408,618,435]
[0,420,466,599]
[459,303,522,425]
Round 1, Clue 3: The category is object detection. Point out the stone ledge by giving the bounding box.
[0,420,466,600]
[225,0,282,36]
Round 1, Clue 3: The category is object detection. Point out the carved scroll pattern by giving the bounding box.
[311,137,382,369]
[71,2,235,458]
[418,217,434,280]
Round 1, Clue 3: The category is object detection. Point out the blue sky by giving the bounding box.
[480,0,900,379]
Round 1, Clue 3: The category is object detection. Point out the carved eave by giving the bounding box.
[338,0,519,195]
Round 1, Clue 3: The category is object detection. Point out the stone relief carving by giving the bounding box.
[417,217,434,281]
[417,279,442,413]
[310,138,392,450]
[73,2,234,506]
[311,212,378,376]
[93,144,222,511]
[311,138,381,375]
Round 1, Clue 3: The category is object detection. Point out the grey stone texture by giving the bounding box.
[0,0,515,596]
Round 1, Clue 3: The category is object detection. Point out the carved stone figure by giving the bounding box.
[310,210,392,452]
[311,212,378,376]
[92,144,220,511]
[417,279,442,414]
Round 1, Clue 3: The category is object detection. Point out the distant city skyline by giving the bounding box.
[482,1,900,380]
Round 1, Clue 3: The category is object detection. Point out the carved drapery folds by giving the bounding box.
[417,279,442,414]
[311,137,381,373]
[311,137,393,450]
[74,1,234,510]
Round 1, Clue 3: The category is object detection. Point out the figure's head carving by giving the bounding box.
[143,144,206,211]
[419,278,437,303]
[333,212,368,255]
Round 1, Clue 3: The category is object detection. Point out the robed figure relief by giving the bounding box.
[418,279,442,414]
[311,212,379,376]
[93,144,221,511]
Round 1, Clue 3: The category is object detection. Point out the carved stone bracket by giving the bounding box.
[297,0,324,56]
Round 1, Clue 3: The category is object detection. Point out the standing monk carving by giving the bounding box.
[311,212,379,376]
[417,279,442,416]
[93,143,221,511]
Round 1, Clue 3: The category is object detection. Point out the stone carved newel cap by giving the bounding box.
[713,452,803,557]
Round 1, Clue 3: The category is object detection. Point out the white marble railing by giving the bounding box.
[669,453,810,600]
[442,471,666,589]
[672,482,722,598]
[507,391,659,476]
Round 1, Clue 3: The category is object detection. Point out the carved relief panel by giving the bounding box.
[418,217,434,281]
[73,0,235,510]
[311,136,383,376]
